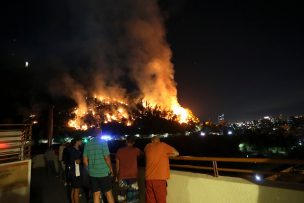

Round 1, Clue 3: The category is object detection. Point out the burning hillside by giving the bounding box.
[47,0,200,131]
[68,96,199,130]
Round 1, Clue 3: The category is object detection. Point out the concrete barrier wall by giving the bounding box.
[167,170,304,203]
[0,160,31,203]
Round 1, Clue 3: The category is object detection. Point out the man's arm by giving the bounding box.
[169,147,179,157]
[115,158,120,181]
[83,156,89,167]
[104,155,114,175]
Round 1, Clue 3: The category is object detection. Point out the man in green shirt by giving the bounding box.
[83,128,114,203]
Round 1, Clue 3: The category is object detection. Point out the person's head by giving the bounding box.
[72,136,82,148]
[151,135,160,143]
[126,135,135,146]
[91,127,102,137]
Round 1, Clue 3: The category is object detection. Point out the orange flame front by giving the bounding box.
[68,96,198,130]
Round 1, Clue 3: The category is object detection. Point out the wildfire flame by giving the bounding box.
[68,96,198,130]
[62,0,200,130]
[172,104,191,123]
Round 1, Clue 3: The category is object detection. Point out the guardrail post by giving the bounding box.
[212,160,219,177]
[28,125,32,159]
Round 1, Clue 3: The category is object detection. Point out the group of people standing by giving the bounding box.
[60,127,179,203]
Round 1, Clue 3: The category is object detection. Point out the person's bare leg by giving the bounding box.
[74,188,80,203]
[71,189,75,203]
[105,190,115,203]
[93,191,101,203]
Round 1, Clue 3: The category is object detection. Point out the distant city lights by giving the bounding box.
[64,137,73,142]
[100,135,112,141]
[255,174,262,181]
[163,133,169,137]
[38,139,48,144]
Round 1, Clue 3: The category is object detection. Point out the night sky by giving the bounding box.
[1,0,304,122]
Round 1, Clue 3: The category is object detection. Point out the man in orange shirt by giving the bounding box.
[144,135,179,203]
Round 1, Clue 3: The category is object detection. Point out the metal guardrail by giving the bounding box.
[170,156,304,178]
[0,124,32,163]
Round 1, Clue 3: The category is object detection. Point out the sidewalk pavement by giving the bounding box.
[30,166,146,203]
[30,168,88,203]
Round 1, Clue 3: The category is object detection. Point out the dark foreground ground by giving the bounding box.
[30,166,146,203]
[30,168,86,203]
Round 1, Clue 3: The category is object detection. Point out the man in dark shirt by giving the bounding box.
[68,136,82,203]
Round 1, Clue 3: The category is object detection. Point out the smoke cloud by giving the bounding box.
[43,0,180,112]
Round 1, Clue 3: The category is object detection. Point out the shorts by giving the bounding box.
[90,176,112,193]
[117,178,139,203]
[71,176,81,188]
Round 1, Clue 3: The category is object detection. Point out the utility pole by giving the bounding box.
[48,105,54,148]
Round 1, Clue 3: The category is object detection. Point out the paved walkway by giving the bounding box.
[30,154,145,203]
[30,168,88,203]
[30,167,146,203]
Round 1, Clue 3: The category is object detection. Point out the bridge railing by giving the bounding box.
[0,124,32,163]
[170,156,304,179]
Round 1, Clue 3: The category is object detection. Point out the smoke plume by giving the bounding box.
[46,0,181,113]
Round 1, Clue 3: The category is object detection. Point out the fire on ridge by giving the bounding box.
[68,96,199,130]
